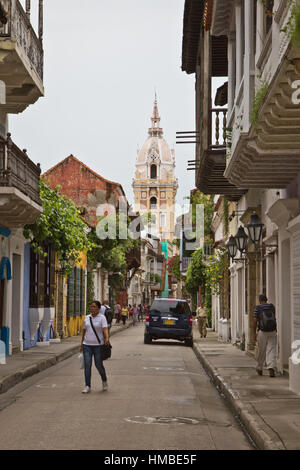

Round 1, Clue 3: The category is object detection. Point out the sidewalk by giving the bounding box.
[193,326,300,450]
[0,320,133,395]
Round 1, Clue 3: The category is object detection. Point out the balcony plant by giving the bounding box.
[279,0,300,44]
[251,79,269,127]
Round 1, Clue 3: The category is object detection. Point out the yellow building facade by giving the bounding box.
[132,97,178,242]
[54,252,87,338]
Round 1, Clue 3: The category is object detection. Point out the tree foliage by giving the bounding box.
[185,249,206,294]
[87,214,141,298]
[24,180,93,272]
[205,248,229,295]
[189,191,214,241]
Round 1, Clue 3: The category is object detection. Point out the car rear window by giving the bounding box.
[150,300,191,315]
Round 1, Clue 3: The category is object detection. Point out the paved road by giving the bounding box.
[0,323,253,450]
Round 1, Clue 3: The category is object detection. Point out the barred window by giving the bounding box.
[67,266,86,318]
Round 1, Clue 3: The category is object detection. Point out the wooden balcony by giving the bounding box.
[0,0,44,113]
[225,48,300,189]
[0,132,42,228]
[126,246,141,270]
[193,108,246,201]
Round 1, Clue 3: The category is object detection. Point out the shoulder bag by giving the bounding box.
[89,316,112,360]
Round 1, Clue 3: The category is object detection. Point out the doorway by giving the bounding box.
[11,254,21,352]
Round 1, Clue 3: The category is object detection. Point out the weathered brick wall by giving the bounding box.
[43,155,125,227]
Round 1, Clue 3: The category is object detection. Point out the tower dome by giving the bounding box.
[132,96,178,242]
[136,96,174,165]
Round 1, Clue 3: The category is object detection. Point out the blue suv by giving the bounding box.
[144,298,193,347]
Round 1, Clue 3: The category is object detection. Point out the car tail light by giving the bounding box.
[189,316,193,325]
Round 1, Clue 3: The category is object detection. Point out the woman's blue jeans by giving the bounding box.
[83,344,107,387]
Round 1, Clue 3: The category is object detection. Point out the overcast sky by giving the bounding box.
[10,0,198,209]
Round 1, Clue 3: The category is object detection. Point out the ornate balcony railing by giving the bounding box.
[209,108,227,149]
[0,0,44,80]
[0,132,41,205]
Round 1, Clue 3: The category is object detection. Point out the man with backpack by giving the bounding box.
[253,294,277,377]
[101,300,114,332]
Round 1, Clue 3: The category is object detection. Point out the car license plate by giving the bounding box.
[165,320,175,325]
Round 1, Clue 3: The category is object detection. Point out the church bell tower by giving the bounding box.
[132,96,178,241]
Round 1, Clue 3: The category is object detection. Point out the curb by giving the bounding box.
[193,343,286,451]
[0,321,133,395]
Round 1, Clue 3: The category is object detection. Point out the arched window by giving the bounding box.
[150,164,157,179]
[150,197,157,209]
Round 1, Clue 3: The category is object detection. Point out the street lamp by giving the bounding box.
[226,235,238,260]
[226,211,277,261]
[246,212,264,245]
[235,226,248,254]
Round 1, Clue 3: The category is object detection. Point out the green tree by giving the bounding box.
[190,191,214,241]
[185,249,206,294]
[24,180,93,273]
[87,213,141,303]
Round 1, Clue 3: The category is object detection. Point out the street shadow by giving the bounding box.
[147,340,186,347]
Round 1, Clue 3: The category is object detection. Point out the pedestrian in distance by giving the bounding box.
[144,304,149,318]
[80,301,109,394]
[128,304,133,318]
[121,305,128,325]
[196,302,207,338]
[132,303,138,325]
[253,294,277,377]
[138,304,143,322]
[115,302,121,324]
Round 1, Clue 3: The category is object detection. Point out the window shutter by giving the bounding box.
[44,245,51,308]
[67,269,74,318]
[49,248,55,307]
[80,268,86,316]
[29,247,39,308]
[38,253,45,308]
[75,267,80,317]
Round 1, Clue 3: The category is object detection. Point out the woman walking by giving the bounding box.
[80,301,109,394]
[121,305,128,325]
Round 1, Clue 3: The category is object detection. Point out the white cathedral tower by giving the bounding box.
[132,96,178,241]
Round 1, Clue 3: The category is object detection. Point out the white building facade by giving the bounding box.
[211,0,300,379]
[181,0,300,388]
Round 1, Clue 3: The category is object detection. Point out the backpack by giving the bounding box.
[259,304,277,332]
[104,306,114,325]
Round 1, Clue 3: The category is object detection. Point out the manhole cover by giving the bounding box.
[124,416,232,427]
[125,416,201,425]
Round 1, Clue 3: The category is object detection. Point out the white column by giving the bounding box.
[228,32,236,113]
[235,0,243,95]
[243,0,255,131]
[256,0,265,61]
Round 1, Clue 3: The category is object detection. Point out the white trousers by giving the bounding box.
[256,330,277,370]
